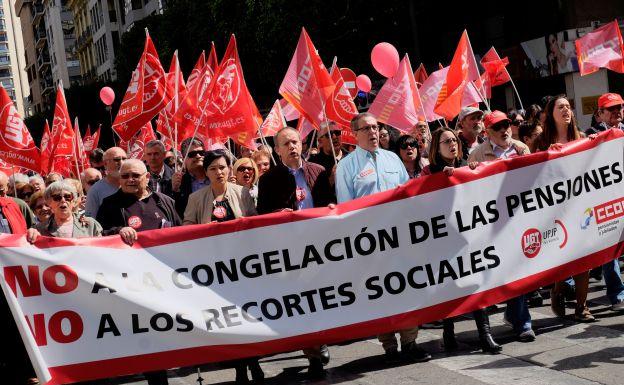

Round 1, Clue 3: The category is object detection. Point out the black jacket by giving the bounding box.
[148,164,174,198]
[96,189,181,236]
[257,160,333,214]
[173,172,197,218]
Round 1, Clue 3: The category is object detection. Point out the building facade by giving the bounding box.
[1,0,30,116]
[67,0,96,83]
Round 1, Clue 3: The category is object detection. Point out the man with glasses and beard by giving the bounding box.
[587,93,624,133]
[336,112,431,364]
[85,147,127,218]
[172,137,209,216]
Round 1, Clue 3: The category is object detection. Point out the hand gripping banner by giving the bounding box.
[1,130,623,384]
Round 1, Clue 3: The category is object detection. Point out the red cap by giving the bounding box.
[484,110,510,129]
[598,93,624,109]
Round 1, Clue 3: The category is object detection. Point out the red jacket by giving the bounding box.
[0,197,27,234]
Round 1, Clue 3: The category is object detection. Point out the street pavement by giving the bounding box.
[113,278,624,385]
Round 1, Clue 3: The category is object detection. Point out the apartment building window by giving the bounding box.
[132,0,142,10]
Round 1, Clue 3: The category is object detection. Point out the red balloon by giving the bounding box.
[356,74,372,93]
[99,86,115,106]
[371,42,400,78]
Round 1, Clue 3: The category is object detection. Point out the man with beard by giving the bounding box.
[587,93,624,133]
[85,147,127,218]
[336,113,431,364]
[456,106,485,159]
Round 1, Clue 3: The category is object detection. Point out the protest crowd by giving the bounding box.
[0,21,623,385]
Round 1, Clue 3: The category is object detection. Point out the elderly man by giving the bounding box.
[256,127,332,377]
[456,106,485,158]
[336,112,430,364]
[29,175,45,193]
[587,93,624,133]
[309,121,348,172]
[172,137,209,216]
[468,110,535,342]
[144,139,173,197]
[80,168,102,194]
[85,147,127,218]
[97,159,179,385]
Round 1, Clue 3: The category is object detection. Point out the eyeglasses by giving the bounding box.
[237,166,254,173]
[321,130,341,139]
[87,178,101,186]
[439,137,458,145]
[107,157,127,162]
[51,193,73,202]
[490,121,511,132]
[120,172,146,180]
[356,124,379,132]
[399,140,417,150]
[605,104,624,112]
[511,119,523,126]
[187,150,205,158]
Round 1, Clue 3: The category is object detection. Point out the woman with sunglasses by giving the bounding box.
[421,129,500,353]
[394,135,422,179]
[531,95,594,322]
[28,191,51,224]
[26,181,102,242]
[233,157,259,203]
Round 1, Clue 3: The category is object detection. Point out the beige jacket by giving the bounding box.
[468,138,530,162]
[183,182,257,225]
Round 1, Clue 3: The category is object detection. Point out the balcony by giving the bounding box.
[0,69,11,79]
[35,28,46,49]
[73,25,92,52]
[36,52,50,70]
[0,56,10,68]
[40,76,53,94]
[31,2,43,25]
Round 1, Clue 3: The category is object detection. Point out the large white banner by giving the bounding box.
[1,130,623,384]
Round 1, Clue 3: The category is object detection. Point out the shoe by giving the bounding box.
[384,348,401,364]
[611,299,624,312]
[574,306,596,323]
[528,291,544,307]
[517,329,536,342]
[307,357,326,379]
[248,360,264,383]
[474,310,502,354]
[320,344,330,365]
[550,288,566,317]
[400,341,432,362]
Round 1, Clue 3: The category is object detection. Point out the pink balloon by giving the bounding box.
[99,86,115,106]
[371,42,400,78]
[356,74,372,93]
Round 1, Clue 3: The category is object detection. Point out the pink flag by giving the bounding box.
[368,54,425,133]
[576,20,624,75]
[420,66,482,122]
[259,100,287,137]
[279,98,300,121]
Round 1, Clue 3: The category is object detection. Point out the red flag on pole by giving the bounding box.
[325,59,358,130]
[73,118,89,172]
[434,30,481,120]
[119,122,157,160]
[279,98,300,121]
[40,120,52,175]
[50,83,74,158]
[279,27,336,129]
[113,31,169,141]
[0,86,40,172]
[368,54,425,133]
[259,100,287,137]
[186,51,205,89]
[83,125,100,154]
[480,47,511,87]
[414,63,428,86]
[173,43,220,143]
[575,20,624,76]
[156,50,187,146]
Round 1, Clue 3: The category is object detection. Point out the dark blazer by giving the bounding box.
[148,164,174,198]
[257,160,333,214]
[96,190,181,235]
[173,172,195,217]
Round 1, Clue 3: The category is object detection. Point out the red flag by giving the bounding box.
[73,119,89,172]
[40,120,52,175]
[414,63,428,86]
[481,47,511,87]
[173,43,220,143]
[119,122,157,160]
[576,20,624,76]
[420,66,483,122]
[113,32,169,141]
[186,50,205,89]
[50,84,74,158]
[279,27,336,129]
[156,50,187,145]
[201,35,262,149]
[325,59,358,130]
[369,54,425,133]
[83,125,100,154]
[51,156,73,178]
[296,116,315,141]
[434,30,481,120]
[279,98,300,121]
[259,100,287,137]
[0,86,40,172]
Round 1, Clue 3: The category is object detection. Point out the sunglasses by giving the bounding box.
[120,172,145,180]
[237,166,254,173]
[491,121,511,131]
[87,178,101,186]
[187,150,204,158]
[511,119,523,125]
[399,140,417,150]
[439,137,458,145]
[321,130,341,139]
[51,193,73,202]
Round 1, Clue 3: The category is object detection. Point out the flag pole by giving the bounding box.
[508,77,525,111]
[72,117,82,178]
[255,126,277,165]
[465,32,491,111]
[11,166,17,198]
[173,49,180,168]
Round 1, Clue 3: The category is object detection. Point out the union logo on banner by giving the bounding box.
[1,103,31,150]
[210,58,241,115]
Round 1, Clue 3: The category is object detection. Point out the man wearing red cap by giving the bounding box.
[587,93,624,134]
[468,111,535,342]
[468,110,529,162]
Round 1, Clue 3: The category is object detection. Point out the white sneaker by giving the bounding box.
[612,300,624,311]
